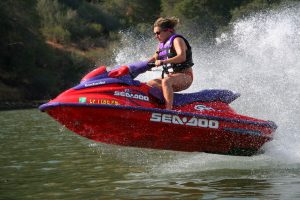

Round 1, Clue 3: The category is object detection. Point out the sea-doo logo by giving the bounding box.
[194,104,215,111]
[150,113,219,129]
[114,90,149,102]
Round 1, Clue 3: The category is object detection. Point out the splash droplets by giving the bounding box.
[113,4,300,164]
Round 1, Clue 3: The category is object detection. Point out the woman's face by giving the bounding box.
[154,26,172,43]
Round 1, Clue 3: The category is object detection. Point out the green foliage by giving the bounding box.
[0,0,91,101]
[231,0,282,21]
[37,0,75,44]
[161,0,244,40]
[42,26,71,44]
[100,0,161,26]
[37,0,118,49]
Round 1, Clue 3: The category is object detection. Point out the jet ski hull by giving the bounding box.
[42,103,275,156]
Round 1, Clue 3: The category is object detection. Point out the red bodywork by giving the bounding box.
[40,65,277,156]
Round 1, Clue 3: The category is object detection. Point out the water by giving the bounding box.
[1,4,300,200]
[1,109,300,199]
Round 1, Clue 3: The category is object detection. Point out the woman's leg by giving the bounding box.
[162,73,193,109]
[170,73,193,92]
[147,78,162,90]
[161,77,174,109]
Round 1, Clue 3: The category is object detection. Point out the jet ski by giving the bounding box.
[39,61,277,156]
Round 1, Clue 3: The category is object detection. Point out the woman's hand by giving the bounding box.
[155,60,164,66]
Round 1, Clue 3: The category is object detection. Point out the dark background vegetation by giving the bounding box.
[0,0,293,104]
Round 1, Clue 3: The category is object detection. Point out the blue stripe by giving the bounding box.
[223,128,264,136]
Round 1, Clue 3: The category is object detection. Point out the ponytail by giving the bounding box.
[154,17,179,30]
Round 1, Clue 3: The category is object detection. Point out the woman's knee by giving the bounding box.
[147,79,162,88]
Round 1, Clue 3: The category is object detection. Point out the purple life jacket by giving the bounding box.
[157,34,193,72]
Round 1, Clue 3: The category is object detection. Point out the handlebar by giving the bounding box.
[147,62,156,68]
[147,62,174,78]
[147,62,173,70]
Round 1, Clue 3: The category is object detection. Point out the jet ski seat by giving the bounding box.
[149,88,240,106]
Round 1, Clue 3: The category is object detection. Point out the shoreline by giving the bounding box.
[0,100,47,111]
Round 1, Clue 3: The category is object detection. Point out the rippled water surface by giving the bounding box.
[0,109,300,199]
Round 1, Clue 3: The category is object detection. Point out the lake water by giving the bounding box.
[1,109,299,199]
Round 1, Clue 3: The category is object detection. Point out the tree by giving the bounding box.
[100,0,160,26]
[231,0,282,21]
[161,0,244,40]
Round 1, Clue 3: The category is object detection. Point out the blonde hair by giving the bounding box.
[154,17,179,30]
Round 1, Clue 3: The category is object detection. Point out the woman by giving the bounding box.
[148,17,194,110]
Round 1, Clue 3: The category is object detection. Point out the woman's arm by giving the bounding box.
[161,37,187,64]
[148,47,159,63]
[148,55,156,63]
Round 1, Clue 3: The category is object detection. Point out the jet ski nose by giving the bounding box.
[81,66,107,83]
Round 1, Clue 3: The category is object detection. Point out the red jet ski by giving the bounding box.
[39,61,277,156]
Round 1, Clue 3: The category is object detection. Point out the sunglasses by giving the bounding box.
[154,29,166,36]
